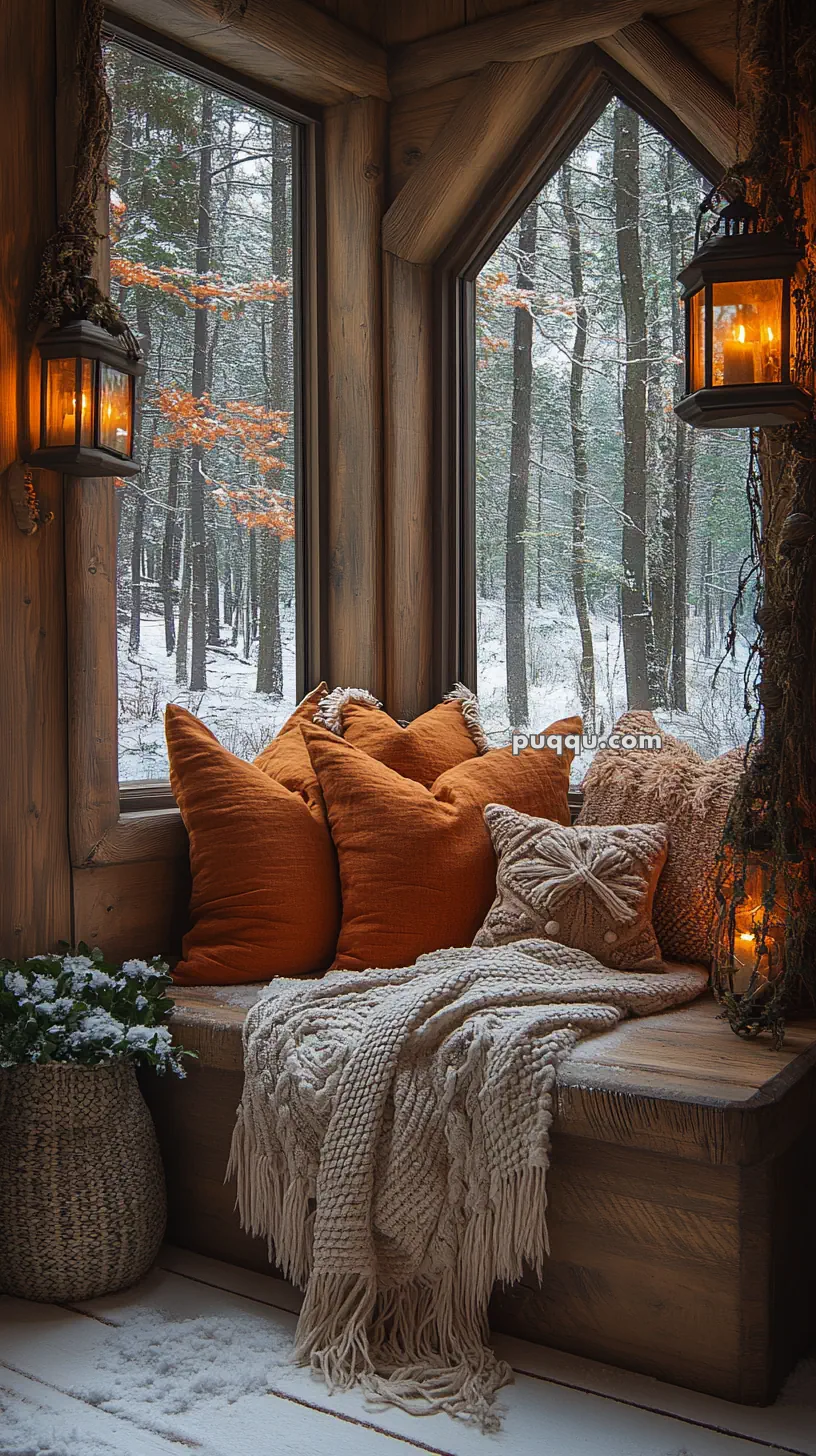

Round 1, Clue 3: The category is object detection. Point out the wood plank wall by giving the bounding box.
[0,0,740,958]
[0,0,73,958]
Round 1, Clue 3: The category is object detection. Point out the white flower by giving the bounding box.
[46,997,74,1021]
[62,954,93,976]
[30,974,57,1001]
[126,1024,172,1055]
[4,971,28,997]
[135,994,148,1011]
[35,1000,58,1018]
[68,1010,125,1047]
[70,965,114,995]
[121,959,150,978]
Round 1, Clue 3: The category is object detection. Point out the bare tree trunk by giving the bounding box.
[505,201,536,726]
[646,274,672,708]
[257,529,283,696]
[613,101,654,711]
[249,528,259,643]
[189,88,213,693]
[665,145,692,711]
[257,123,289,695]
[704,537,714,657]
[231,528,243,648]
[161,453,179,656]
[560,165,596,725]
[206,494,220,646]
[176,511,191,687]
[129,492,144,652]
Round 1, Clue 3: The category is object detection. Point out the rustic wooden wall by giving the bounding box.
[0,0,741,958]
[0,0,73,959]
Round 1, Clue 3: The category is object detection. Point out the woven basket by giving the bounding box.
[0,1060,166,1302]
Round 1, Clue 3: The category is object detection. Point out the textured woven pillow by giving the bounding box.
[577,710,744,964]
[475,807,668,971]
[301,715,580,971]
[313,684,486,787]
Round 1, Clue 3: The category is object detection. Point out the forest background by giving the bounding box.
[108,47,752,780]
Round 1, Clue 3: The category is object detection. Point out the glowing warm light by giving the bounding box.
[736,324,746,343]
[766,326,774,343]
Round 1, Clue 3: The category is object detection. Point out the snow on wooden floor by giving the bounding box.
[1,1247,814,1456]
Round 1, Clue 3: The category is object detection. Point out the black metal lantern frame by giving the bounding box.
[26,318,145,477]
[675,202,813,430]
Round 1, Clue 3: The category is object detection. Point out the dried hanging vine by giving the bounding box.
[28,0,136,349]
[712,0,816,1041]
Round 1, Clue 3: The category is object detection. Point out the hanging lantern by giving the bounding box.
[26,318,145,477]
[719,855,786,997]
[675,200,812,429]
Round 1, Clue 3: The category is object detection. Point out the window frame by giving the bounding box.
[434,53,726,699]
[96,19,328,810]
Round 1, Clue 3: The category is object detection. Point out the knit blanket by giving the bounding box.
[228,940,708,1429]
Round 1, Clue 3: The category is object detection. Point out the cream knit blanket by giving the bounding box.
[228,941,707,1429]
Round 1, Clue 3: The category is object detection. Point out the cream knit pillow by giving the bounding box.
[475,805,668,971]
[577,710,744,964]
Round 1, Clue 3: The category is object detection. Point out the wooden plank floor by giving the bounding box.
[1,1245,814,1456]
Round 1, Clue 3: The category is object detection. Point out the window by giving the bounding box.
[473,99,752,774]
[106,41,302,781]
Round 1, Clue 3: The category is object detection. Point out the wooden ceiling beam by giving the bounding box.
[107,0,390,105]
[382,48,591,266]
[388,0,715,97]
[598,18,736,167]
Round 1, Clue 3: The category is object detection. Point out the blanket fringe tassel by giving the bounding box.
[229,1106,549,1430]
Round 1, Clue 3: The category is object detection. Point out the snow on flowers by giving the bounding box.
[0,945,190,1076]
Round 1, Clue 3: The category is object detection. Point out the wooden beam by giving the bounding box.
[65,481,121,867]
[382,48,580,266]
[598,18,736,169]
[86,809,188,867]
[107,0,389,106]
[384,254,434,718]
[389,75,471,201]
[324,97,387,694]
[0,0,73,957]
[389,0,715,96]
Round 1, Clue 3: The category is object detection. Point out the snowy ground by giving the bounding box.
[118,611,299,781]
[117,596,754,783]
[1,1246,814,1456]
[476,596,753,782]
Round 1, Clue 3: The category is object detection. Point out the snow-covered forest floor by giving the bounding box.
[118,610,298,781]
[477,594,752,782]
[118,592,752,782]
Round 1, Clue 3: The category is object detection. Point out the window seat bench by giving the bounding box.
[140,981,816,1406]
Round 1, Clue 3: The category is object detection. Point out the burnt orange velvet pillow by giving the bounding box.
[314,686,485,787]
[253,682,328,818]
[301,716,580,972]
[167,705,340,985]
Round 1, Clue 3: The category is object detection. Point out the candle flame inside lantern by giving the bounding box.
[736,324,746,343]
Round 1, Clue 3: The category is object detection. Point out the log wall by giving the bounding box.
[0,0,740,958]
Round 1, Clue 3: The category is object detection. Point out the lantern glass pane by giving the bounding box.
[79,357,94,445]
[688,288,705,392]
[98,363,132,455]
[711,279,783,387]
[45,357,79,446]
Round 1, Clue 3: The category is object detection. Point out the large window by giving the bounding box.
[107,42,301,780]
[474,99,753,772]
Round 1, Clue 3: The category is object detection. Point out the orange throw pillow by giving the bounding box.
[314,685,485,787]
[167,706,340,985]
[254,682,328,817]
[302,716,580,972]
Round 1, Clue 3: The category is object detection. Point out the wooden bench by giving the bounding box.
[140,983,816,1405]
